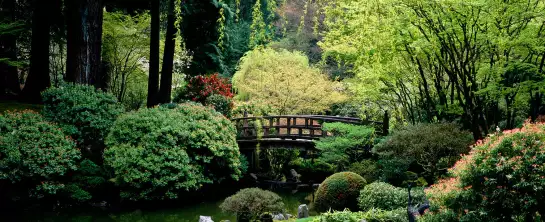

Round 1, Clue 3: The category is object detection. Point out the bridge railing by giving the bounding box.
[231,112,389,142]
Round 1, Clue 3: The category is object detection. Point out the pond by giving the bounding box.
[4,191,316,222]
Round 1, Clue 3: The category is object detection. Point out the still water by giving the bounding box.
[5,192,314,222]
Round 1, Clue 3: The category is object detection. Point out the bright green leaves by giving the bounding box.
[233,47,346,114]
[104,103,242,200]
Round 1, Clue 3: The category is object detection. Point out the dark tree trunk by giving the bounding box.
[21,0,52,102]
[65,0,105,88]
[0,0,20,99]
[158,0,178,104]
[147,0,161,107]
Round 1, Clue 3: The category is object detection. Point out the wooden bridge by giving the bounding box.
[232,112,389,150]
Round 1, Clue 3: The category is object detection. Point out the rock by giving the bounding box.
[273,213,285,220]
[199,216,213,222]
[298,204,309,219]
[290,169,301,182]
[285,214,293,220]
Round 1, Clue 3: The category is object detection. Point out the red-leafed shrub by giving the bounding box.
[423,121,545,221]
[175,73,233,104]
[314,172,366,212]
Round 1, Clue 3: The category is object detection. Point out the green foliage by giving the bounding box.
[374,123,473,183]
[205,94,234,118]
[42,84,124,151]
[312,209,407,222]
[104,103,242,200]
[260,149,300,180]
[0,111,80,199]
[66,159,109,202]
[314,172,366,212]
[316,123,375,171]
[348,160,380,184]
[233,47,346,114]
[220,188,285,221]
[358,182,426,212]
[425,122,545,221]
[320,0,545,137]
[103,11,151,110]
[291,158,335,183]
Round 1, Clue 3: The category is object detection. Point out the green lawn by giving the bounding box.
[0,101,42,114]
[297,217,316,222]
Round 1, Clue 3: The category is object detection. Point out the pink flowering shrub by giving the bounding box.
[423,122,545,221]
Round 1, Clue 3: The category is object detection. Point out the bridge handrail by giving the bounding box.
[231,113,389,142]
[231,115,382,125]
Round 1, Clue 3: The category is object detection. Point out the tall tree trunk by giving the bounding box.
[65,0,105,88]
[21,0,52,102]
[0,0,20,99]
[147,0,161,107]
[158,0,178,104]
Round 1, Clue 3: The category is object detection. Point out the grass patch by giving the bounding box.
[297,217,316,222]
[0,101,42,114]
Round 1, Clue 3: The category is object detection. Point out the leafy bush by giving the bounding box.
[0,111,81,198]
[220,188,285,221]
[292,159,335,183]
[312,209,407,222]
[173,73,233,104]
[348,160,380,184]
[358,182,426,211]
[260,149,300,180]
[205,94,233,118]
[42,84,124,151]
[314,172,366,212]
[374,123,473,183]
[65,159,109,202]
[316,123,375,171]
[425,122,545,221]
[104,103,242,200]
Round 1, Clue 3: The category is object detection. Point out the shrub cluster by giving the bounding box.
[0,111,81,199]
[374,123,473,184]
[314,172,366,212]
[424,122,545,221]
[42,84,124,151]
[316,123,375,171]
[358,182,426,211]
[291,159,335,183]
[104,103,242,200]
[205,94,234,118]
[174,73,233,103]
[312,209,407,222]
[220,188,285,221]
[348,160,380,184]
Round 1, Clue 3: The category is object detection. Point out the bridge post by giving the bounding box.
[243,111,249,137]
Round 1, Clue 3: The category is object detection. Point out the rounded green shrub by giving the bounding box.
[220,188,285,221]
[314,172,366,212]
[205,94,233,118]
[42,84,124,150]
[104,103,242,200]
[358,182,426,211]
[0,111,81,198]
